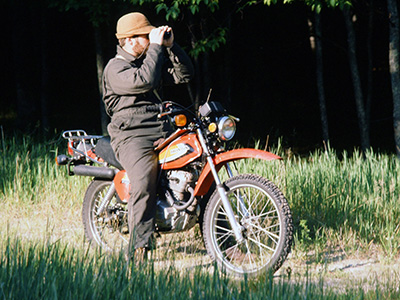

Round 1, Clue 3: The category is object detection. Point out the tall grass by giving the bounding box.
[1,134,400,298]
[0,133,90,245]
[0,134,90,205]
[1,236,399,299]
[230,143,400,259]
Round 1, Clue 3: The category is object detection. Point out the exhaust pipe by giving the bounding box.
[73,165,117,179]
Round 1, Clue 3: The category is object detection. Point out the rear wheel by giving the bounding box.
[82,179,129,251]
[203,174,293,277]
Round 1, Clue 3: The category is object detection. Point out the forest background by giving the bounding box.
[1,0,399,155]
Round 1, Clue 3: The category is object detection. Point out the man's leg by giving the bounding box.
[117,138,158,258]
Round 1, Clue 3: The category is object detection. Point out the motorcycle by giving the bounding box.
[56,101,293,276]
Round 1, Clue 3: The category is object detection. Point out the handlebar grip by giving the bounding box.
[146,104,162,112]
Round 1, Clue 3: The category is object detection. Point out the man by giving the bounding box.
[102,12,194,261]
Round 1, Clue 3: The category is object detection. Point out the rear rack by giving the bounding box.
[62,130,105,165]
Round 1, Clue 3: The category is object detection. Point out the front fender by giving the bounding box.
[194,148,281,196]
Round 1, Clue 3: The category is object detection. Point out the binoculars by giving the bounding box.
[164,31,171,39]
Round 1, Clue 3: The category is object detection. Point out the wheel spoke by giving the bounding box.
[247,235,276,252]
[246,209,277,221]
[204,175,293,276]
[215,225,234,242]
[87,184,128,251]
[247,189,263,212]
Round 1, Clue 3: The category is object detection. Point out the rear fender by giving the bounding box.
[194,148,281,196]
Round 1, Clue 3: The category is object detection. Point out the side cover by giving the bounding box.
[114,170,129,203]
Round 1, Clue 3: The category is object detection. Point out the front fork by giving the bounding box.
[225,163,250,218]
[197,129,245,243]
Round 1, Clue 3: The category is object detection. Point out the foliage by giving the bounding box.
[127,0,224,57]
[189,27,227,57]
[46,0,353,59]
[150,0,220,20]
[301,0,352,13]
[47,0,114,27]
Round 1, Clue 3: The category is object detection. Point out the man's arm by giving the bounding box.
[164,43,195,85]
[106,44,164,95]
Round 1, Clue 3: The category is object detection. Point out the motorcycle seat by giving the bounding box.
[95,136,124,170]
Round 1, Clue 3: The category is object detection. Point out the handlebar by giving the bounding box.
[157,101,188,119]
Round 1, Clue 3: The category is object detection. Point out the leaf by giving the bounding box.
[156,3,168,14]
[189,5,199,14]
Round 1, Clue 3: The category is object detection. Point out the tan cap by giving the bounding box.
[116,12,155,39]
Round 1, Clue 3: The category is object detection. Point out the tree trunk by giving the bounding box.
[94,26,109,135]
[365,0,374,133]
[343,7,370,151]
[40,3,49,135]
[200,15,211,104]
[387,0,400,156]
[312,11,329,144]
[12,1,36,130]
[189,34,202,109]
[187,12,203,109]
[222,12,233,109]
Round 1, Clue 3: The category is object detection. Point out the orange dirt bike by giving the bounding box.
[56,101,293,276]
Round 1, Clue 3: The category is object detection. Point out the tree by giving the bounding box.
[365,0,374,135]
[129,0,229,108]
[11,1,38,131]
[308,10,329,143]
[48,0,115,134]
[303,0,371,151]
[40,1,50,135]
[302,0,348,146]
[342,5,370,151]
[387,0,400,156]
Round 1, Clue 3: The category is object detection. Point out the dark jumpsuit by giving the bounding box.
[102,43,194,252]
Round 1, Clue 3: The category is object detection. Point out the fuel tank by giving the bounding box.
[158,133,202,170]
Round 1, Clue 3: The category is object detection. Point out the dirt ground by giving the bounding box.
[273,250,400,293]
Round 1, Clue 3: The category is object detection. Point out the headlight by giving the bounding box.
[217,116,236,141]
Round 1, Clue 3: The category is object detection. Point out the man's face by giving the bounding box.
[132,34,149,57]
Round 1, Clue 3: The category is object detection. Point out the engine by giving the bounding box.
[155,168,200,232]
[167,170,197,201]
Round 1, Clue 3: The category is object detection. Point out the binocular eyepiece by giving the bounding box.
[164,31,171,39]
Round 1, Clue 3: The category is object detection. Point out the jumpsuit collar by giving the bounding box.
[116,45,143,64]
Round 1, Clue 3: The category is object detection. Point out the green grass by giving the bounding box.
[0,134,90,205]
[1,237,399,299]
[232,143,400,261]
[1,134,400,299]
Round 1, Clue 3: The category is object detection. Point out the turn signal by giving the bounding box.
[56,154,70,166]
[174,114,187,127]
[208,122,217,133]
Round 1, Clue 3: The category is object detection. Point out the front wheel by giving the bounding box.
[203,174,293,277]
[82,179,129,251]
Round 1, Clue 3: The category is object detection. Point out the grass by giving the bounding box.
[1,134,400,299]
[1,236,400,300]
[232,143,400,261]
[1,236,400,299]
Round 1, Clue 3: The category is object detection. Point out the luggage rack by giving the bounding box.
[62,130,104,165]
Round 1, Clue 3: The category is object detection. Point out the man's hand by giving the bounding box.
[149,26,174,47]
